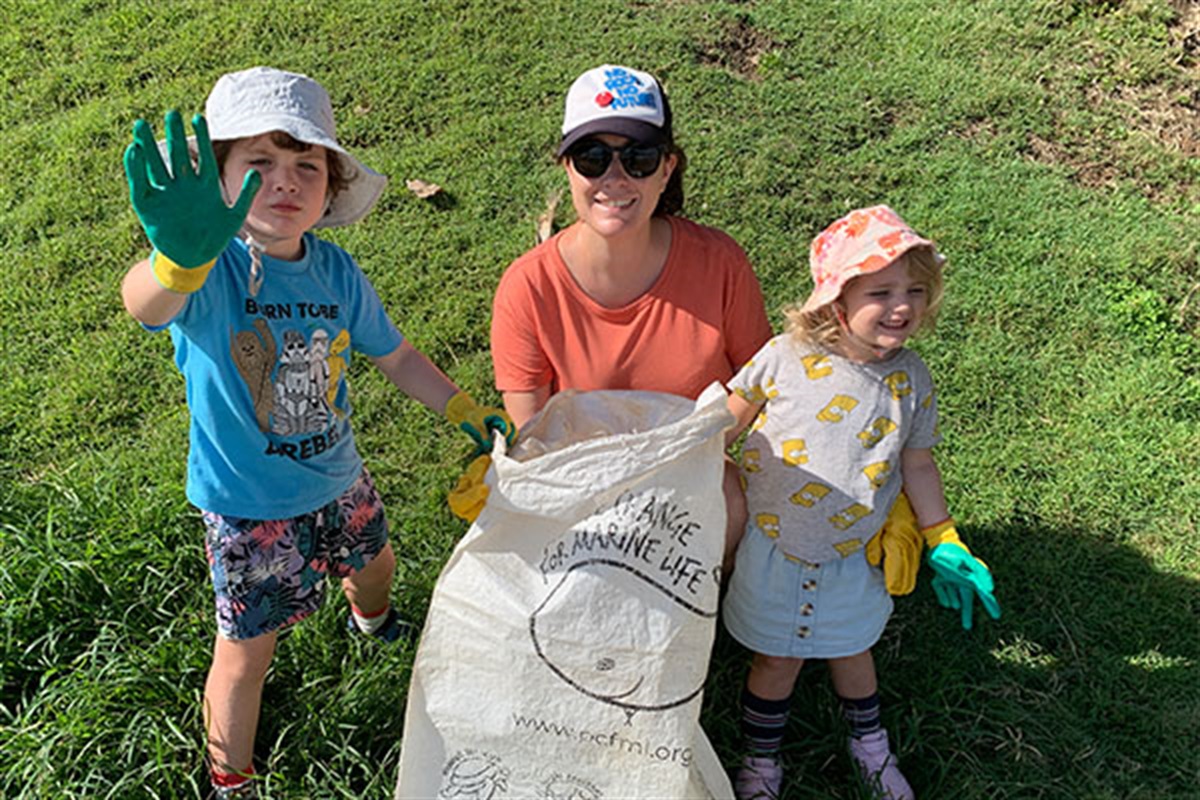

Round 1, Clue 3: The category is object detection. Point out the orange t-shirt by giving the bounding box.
[491,216,772,399]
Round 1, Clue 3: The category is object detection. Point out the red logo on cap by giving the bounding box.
[595,92,614,107]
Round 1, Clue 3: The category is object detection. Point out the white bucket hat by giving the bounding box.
[164,66,387,228]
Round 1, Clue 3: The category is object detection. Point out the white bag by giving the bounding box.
[396,384,735,799]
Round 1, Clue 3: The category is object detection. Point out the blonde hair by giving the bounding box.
[785,247,944,350]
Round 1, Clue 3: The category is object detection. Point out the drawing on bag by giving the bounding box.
[540,773,602,800]
[439,749,510,799]
[530,557,718,721]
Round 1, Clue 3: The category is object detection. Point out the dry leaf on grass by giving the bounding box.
[406,179,443,199]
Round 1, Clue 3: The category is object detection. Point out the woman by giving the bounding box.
[490,64,772,569]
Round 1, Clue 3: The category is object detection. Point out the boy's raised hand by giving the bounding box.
[124,111,260,289]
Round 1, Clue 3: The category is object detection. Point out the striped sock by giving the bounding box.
[741,687,791,756]
[839,692,882,739]
[351,603,390,635]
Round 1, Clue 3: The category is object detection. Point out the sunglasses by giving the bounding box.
[567,140,666,179]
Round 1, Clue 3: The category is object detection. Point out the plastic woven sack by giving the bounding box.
[396,383,735,799]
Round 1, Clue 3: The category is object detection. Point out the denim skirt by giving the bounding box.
[722,524,893,659]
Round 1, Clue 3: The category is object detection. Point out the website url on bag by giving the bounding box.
[511,712,693,769]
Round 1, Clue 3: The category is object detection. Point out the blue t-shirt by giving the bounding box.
[152,234,404,518]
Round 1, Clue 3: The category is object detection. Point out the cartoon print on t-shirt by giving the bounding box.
[325,329,351,418]
[230,318,277,433]
[272,330,330,436]
[308,329,332,418]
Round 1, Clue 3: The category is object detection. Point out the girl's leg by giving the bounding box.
[829,649,912,800]
[747,652,805,700]
[722,459,748,575]
[204,631,278,777]
[828,649,878,700]
[829,649,883,739]
[735,653,804,799]
[744,652,804,752]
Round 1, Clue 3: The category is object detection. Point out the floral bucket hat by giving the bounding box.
[801,205,943,313]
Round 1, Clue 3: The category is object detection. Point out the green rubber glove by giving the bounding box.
[124,111,260,288]
[923,520,1001,630]
[445,392,518,457]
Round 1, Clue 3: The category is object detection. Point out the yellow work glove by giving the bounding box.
[922,519,1002,630]
[864,492,923,595]
[445,392,517,457]
[448,454,491,522]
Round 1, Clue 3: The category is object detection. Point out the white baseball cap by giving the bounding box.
[164,66,387,228]
[557,65,672,155]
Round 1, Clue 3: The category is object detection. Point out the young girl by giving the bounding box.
[721,206,1000,799]
[121,67,513,798]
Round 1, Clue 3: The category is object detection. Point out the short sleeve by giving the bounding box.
[905,360,941,450]
[727,337,777,403]
[491,265,554,392]
[722,247,773,369]
[345,261,404,357]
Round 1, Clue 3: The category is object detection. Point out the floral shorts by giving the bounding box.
[202,470,390,640]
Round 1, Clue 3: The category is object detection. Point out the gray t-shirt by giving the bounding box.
[729,334,940,562]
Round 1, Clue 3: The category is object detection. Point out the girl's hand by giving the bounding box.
[124,111,260,284]
[923,521,1001,629]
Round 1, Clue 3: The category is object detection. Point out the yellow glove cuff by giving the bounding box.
[444,391,475,425]
[151,250,216,294]
[920,518,962,549]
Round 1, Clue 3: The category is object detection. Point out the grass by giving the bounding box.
[2,0,1198,797]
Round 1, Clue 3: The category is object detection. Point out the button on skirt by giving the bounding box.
[722,524,893,659]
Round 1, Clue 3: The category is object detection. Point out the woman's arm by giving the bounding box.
[900,447,950,527]
[502,385,552,429]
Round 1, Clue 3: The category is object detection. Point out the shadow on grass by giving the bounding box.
[702,521,1199,800]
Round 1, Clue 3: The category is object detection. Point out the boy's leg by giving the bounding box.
[327,472,414,642]
[341,540,396,617]
[204,631,278,778]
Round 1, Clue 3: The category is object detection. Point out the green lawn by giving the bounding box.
[2,1,1198,797]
